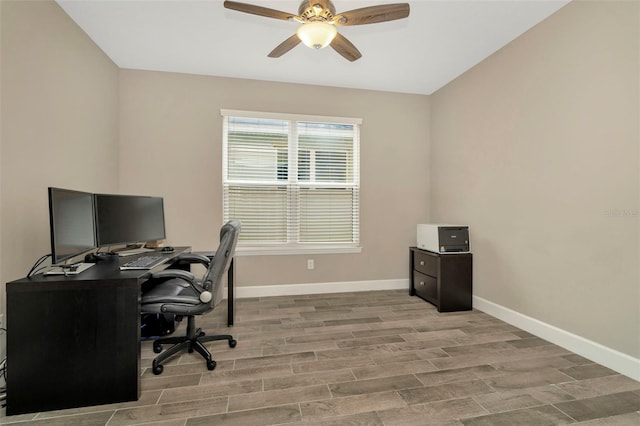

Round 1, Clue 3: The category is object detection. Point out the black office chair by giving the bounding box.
[141,219,241,375]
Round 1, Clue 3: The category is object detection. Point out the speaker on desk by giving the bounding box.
[144,240,163,249]
[84,252,118,263]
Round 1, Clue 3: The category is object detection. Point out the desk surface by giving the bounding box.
[14,247,190,285]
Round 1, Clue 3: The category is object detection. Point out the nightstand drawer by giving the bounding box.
[414,250,438,276]
[413,270,437,301]
[410,247,472,312]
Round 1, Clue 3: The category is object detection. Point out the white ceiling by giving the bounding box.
[56,0,570,95]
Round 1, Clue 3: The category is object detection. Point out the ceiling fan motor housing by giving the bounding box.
[298,0,336,22]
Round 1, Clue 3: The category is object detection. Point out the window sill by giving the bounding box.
[236,245,362,256]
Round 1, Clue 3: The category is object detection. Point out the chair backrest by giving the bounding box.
[201,219,241,306]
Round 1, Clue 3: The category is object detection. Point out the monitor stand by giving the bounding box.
[44,263,95,275]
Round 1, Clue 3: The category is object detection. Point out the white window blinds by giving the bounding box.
[222,110,361,254]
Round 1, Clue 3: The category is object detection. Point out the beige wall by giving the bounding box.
[4,0,635,369]
[118,70,430,286]
[0,0,119,319]
[0,0,3,333]
[430,0,639,358]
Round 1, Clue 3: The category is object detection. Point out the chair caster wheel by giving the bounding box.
[229,339,237,348]
[153,343,163,354]
[152,362,163,375]
[207,360,216,370]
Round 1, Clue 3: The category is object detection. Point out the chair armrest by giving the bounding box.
[149,269,212,303]
[192,251,215,259]
[173,253,211,268]
[150,269,196,282]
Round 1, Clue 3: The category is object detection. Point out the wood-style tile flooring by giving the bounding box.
[2,290,639,425]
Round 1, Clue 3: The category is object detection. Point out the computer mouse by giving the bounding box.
[161,246,175,252]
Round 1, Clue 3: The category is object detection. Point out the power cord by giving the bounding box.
[27,254,52,278]
[26,254,85,277]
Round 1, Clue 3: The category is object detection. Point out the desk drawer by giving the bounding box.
[414,250,438,276]
[413,270,438,302]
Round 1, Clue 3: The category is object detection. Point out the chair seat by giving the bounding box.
[142,277,199,303]
[142,278,211,315]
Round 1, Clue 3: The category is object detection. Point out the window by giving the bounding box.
[222,110,361,254]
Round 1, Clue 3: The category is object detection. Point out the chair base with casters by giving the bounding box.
[150,315,237,375]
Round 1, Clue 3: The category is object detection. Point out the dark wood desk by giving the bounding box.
[5,247,235,415]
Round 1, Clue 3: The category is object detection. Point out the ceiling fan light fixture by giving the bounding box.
[296,21,337,50]
[223,1,410,61]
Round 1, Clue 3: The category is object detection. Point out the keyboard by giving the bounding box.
[119,255,167,270]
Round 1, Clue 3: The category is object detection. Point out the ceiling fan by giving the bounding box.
[223,1,410,62]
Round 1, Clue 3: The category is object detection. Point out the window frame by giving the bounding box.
[221,109,362,256]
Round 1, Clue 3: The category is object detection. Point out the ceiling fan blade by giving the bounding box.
[268,35,301,58]
[223,1,295,21]
[330,33,362,62]
[334,3,410,26]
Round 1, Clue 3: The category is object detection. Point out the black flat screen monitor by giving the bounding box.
[48,187,97,265]
[95,194,166,247]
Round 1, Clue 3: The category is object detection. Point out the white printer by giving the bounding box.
[417,224,470,253]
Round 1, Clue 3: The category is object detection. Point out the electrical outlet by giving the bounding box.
[307,259,314,270]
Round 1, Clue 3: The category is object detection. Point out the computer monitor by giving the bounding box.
[48,187,97,265]
[94,194,166,247]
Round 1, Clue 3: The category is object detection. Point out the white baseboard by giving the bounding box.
[224,278,408,299]
[473,296,640,381]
